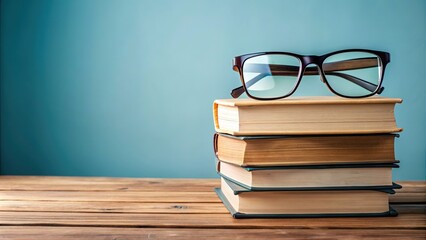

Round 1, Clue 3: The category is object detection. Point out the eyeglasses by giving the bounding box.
[231,49,390,100]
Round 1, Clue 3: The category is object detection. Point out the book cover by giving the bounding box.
[215,178,399,218]
[215,188,398,219]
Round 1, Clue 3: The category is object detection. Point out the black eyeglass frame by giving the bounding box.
[232,49,390,100]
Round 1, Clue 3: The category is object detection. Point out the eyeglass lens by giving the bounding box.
[323,52,381,97]
[242,54,301,98]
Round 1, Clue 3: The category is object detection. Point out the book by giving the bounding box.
[217,160,399,190]
[213,96,402,136]
[216,177,398,218]
[214,133,398,166]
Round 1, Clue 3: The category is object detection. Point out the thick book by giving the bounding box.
[214,133,398,166]
[217,160,399,190]
[213,96,402,136]
[216,177,398,218]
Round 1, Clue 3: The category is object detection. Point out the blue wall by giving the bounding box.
[1,0,425,179]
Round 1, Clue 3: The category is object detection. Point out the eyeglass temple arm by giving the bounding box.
[231,73,269,98]
[231,58,383,98]
[322,57,379,72]
[326,72,384,93]
[231,86,245,98]
[231,73,384,98]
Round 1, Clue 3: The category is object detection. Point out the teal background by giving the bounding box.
[1,0,425,179]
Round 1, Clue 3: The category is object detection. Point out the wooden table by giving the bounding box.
[0,176,425,239]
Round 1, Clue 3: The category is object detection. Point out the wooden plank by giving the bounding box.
[0,191,219,202]
[391,182,426,203]
[0,179,424,203]
[0,177,423,196]
[390,193,426,203]
[0,177,422,193]
[0,211,424,229]
[0,176,220,192]
[0,226,425,240]
[391,204,426,214]
[0,177,422,194]
[0,190,422,204]
[394,181,426,193]
[0,201,422,215]
[0,201,228,213]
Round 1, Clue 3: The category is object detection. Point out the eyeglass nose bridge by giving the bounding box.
[300,56,328,83]
[301,55,323,65]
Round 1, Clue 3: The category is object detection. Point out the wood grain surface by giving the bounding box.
[0,176,424,239]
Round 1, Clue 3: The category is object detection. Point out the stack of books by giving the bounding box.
[212,96,402,218]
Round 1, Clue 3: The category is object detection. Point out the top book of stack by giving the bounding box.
[213,96,402,136]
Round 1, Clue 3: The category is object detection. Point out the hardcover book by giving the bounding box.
[216,177,398,218]
[213,96,402,136]
[217,160,399,190]
[214,133,398,166]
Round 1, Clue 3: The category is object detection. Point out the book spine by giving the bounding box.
[213,102,220,131]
